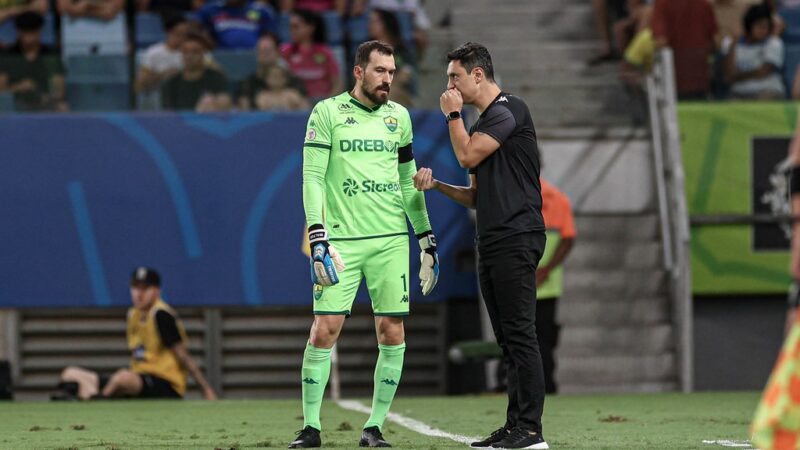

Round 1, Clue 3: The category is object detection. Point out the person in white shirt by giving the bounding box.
[725,3,786,100]
[135,13,189,95]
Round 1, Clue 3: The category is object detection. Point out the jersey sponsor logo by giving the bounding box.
[309,120,317,127]
[384,116,398,132]
[339,139,399,153]
[497,96,509,103]
[342,178,360,196]
[384,102,396,110]
[342,178,401,196]
[401,294,409,303]
[338,103,353,111]
[306,128,317,141]
[380,378,398,386]
[344,117,358,125]
[302,377,319,385]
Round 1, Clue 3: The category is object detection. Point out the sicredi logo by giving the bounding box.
[342,179,400,196]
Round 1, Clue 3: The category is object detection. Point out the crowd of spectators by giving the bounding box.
[593,0,800,102]
[0,0,428,112]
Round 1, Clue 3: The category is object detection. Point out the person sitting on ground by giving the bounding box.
[56,268,217,401]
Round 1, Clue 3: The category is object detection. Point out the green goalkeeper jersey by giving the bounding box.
[302,92,431,240]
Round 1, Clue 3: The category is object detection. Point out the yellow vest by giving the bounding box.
[127,299,189,395]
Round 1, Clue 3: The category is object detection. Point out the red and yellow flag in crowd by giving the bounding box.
[751,309,800,450]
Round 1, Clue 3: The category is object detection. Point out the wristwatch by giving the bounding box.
[445,111,462,122]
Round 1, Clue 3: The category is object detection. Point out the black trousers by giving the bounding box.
[535,298,560,394]
[478,232,546,433]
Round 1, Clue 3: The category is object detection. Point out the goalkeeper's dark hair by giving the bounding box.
[447,42,495,81]
[355,40,394,70]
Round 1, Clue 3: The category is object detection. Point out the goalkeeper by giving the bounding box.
[288,40,439,449]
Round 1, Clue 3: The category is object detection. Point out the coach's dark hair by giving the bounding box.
[355,40,394,69]
[447,42,495,81]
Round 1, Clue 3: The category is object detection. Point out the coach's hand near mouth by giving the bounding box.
[440,88,463,116]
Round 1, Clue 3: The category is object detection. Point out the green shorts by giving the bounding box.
[312,234,410,316]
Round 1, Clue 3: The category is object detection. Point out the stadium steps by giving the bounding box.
[11,305,447,400]
[554,213,678,394]
[440,0,634,127]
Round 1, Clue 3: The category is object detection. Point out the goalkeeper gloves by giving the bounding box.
[308,224,345,286]
[417,231,439,295]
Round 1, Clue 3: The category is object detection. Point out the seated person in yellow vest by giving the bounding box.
[57,267,217,400]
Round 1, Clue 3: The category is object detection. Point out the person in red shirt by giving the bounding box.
[280,8,342,101]
[651,0,718,99]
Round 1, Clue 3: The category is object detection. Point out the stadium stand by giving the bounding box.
[0,12,55,47]
[135,11,167,49]
[61,14,127,56]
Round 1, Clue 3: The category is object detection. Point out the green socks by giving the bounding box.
[364,343,406,430]
[301,342,332,431]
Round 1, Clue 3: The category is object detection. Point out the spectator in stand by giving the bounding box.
[0,12,66,111]
[588,0,627,65]
[194,0,276,50]
[612,0,652,57]
[0,0,46,29]
[714,0,760,60]
[281,9,342,101]
[278,0,347,16]
[251,64,309,110]
[725,4,785,99]
[237,33,306,110]
[368,8,414,105]
[161,31,231,111]
[135,13,190,96]
[651,0,718,99]
[57,0,123,21]
[354,0,430,55]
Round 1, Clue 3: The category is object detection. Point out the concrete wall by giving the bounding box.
[693,295,786,391]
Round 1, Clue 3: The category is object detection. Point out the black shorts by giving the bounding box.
[138,373,181,399]
[95,372,180,399]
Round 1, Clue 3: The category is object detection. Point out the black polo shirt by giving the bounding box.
[468,92,544,248]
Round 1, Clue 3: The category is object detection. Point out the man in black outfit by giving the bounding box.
[413,42,548,450]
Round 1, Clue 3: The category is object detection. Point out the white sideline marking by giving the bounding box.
[337,399,479,446]
[702,439,755,449]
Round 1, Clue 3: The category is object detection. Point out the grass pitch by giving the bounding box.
[0,392,760,449]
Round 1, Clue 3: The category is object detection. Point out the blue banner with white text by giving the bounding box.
[0,111,476,307]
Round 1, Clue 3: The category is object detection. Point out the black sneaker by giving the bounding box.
[471,427,510,447]
[288,426,321,448]
[359,426,391,447]
[491,427,548,449]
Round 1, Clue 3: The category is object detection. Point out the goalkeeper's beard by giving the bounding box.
[361,82,391,105]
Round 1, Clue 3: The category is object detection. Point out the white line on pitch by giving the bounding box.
[336,399,479,446]
[701,439,755,449]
